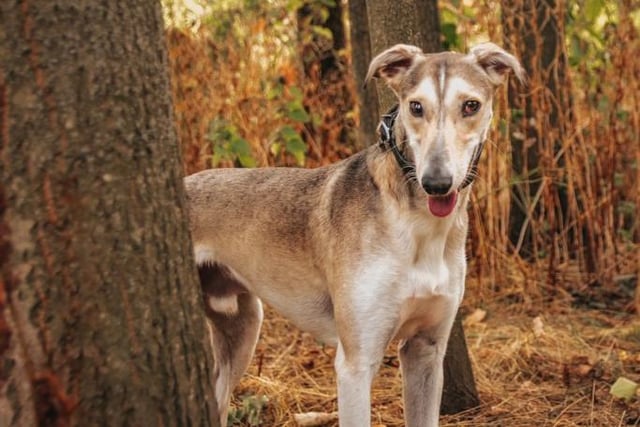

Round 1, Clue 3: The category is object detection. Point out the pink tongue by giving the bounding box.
[428,192,458,217]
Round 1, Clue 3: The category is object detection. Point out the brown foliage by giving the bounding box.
[166,28,218,174]
[166,10,357,174]
[463,0,639,309]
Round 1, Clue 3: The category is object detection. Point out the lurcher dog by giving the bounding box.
[186,42,524,427]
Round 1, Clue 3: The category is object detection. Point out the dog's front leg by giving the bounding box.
[333,300,396,427]
[399,304,457,427]
[334,341,380,427]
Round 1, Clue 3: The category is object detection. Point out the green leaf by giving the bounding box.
[228,394,268,426]
[312,25,333,42]
[237,154,256,168]
[610,377,638,401]
[317,0,336,7]
[270,142,282,156]
[287,106,311,123]
[279,125,307,166]
[584,0,605,23]
[266,83,283,100]
[286,140,306,166]
[441,22,460,51]
[285,0,305,12]
[280,125,299,140]
[288,86,304,101]
[230,137,256,168]
[209,119,257,167]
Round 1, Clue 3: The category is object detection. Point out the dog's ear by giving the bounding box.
[469,42,526,87]
[364,44,423,91]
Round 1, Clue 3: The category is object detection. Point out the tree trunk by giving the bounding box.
[363,0,479,415]
[502,0,578,290]
[348,0,379,147]
[440,312,480,414]
[0,1,218,425]
[297,1,357,163]
[366,0,441,111]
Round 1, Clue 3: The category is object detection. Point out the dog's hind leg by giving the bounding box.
[199,264,263,427]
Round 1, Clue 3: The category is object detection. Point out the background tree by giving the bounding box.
[0,1,218,425]
[297,0,358,161]
[367,0,441,111]
[362,0,480,415]
[348,0,379,147]
[501,0,574,269]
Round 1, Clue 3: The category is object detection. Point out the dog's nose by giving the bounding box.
[421,173,453,195]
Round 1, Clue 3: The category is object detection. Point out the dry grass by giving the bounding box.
[231,300,639,426]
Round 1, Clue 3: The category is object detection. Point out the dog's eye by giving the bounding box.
[409,101,423,117]
[462,100,481,117]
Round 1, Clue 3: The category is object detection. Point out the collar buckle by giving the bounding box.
[377,105,414,176]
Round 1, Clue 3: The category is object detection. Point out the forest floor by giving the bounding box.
[230,290,640,427]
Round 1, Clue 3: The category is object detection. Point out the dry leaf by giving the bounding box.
[294,411,338,426]
[532,316,544,337]
[465,308,487,326]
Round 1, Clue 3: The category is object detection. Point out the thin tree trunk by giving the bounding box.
[502,0,573,266]
[366,0,441,111]
[0,1,218,425]
[297,2,357,162]
[363,0,479,415]
[348,0,379,147]
[441,312,480,414]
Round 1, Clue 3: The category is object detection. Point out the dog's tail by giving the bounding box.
[198,263,263,426]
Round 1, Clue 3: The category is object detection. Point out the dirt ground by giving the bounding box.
[229,299,640,426]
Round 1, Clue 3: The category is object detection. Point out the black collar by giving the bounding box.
[377,105,414,176]
[377,105,484,190]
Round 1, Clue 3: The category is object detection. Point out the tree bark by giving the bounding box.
[440,312,480,414]
[366,0,441,111]
[348,0,379,147]
[363,0,479,415]
[0,1,218,425]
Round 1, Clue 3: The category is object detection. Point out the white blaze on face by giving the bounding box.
[439,63,447,101]
[405,77,442,180]
[444,76,485,108]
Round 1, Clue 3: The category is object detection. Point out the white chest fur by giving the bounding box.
[391,211,465,340]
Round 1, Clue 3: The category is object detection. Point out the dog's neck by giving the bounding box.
[369,136,420,208]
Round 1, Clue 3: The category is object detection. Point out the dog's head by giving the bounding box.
[366,43,524,217]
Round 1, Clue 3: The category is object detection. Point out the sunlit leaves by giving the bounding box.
[209,120,257,168]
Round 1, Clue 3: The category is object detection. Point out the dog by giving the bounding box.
[185,42,523,427]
